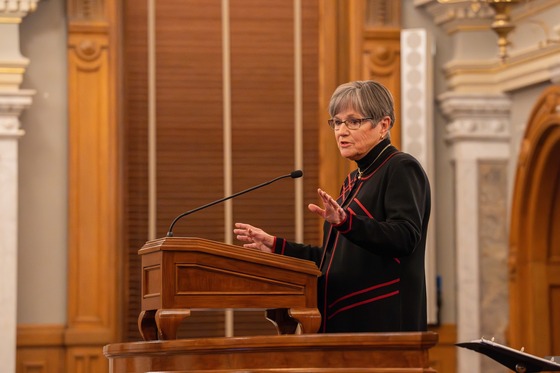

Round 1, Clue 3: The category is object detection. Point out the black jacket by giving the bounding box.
[273,139,431,333]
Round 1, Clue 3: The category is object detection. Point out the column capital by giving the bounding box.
[439,91,512,145]
[0,90,34,138]
[0,0,39,21]
[1,1,41,90]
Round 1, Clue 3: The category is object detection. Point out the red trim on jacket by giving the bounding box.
[353,198,373,218]
[328,278,401,308]
[327,290,400,320]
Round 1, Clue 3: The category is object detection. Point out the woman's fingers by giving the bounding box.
[313,188,346,225]
[233,223,273,253]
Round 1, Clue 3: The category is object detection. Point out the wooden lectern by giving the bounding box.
[103,237,438,372]
[137,237,322,340]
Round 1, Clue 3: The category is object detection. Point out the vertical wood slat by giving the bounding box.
[66,0,120,371]
[153,0,228,332]
[229,0,296,241]
[154,0,225,241]
[318,0,346,201]
[301,0,320,244]
[123,0,150,342]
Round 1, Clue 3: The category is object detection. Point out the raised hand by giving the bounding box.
[308,188,347,225]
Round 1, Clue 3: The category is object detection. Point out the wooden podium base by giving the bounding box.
[104,332,438,372]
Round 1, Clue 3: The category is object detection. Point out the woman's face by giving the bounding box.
[333,107,387,161]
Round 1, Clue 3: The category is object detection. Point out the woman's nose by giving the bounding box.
[336,122,351,134]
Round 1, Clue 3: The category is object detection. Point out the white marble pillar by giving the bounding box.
[400,28,438,325]
[440,92,511,373]
[0,1,39,371]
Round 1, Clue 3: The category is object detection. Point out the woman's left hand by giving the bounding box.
[308,188,347,225]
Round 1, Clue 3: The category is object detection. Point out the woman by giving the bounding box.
[234,80,431,333]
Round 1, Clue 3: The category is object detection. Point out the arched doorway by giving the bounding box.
[509,85,560,357]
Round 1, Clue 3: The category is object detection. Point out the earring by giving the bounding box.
[380,135,384,140]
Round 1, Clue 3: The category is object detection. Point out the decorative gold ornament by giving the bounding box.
[438,0,521,62]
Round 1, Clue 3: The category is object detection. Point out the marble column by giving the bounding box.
[440,92,511,373]
[0,0,39,371]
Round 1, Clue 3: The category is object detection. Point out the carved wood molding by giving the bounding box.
[73,37,106,62]
[365,0,401,28]
[65,0,120,372]
[362,28,402,148]
[67,0,105,21]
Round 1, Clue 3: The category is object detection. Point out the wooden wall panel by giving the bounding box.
[317,0,348,200]
[123,0,320,340]
[17,349,65,373]
[66,0,121,371]
[229,0,318,241]
[67,31,115,339]
[122,0,149,342]
[155,0,225,240]
[361,28,402,148]
[230,0,296,239]
[353,1,401,149]
[17,325,65,373]
[301,0,320,244]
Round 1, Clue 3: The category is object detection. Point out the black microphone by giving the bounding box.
[166,170,303,237]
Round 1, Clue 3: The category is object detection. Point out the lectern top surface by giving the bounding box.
[138,236,321,275]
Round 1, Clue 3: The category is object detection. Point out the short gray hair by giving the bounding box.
[328,80,395,129]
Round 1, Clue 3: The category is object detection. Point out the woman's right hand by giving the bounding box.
[233,222,274,253]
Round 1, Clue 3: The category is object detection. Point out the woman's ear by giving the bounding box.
[380,116,391,135]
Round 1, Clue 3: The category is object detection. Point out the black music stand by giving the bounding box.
[457,338,560,373]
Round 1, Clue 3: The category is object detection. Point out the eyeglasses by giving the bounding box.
[327,117,373,130]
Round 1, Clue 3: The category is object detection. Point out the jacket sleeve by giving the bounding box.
[333,156,431,257]
[272,237,323,267]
